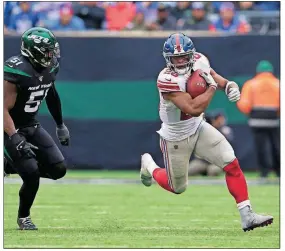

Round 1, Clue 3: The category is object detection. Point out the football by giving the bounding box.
[186,69,207,98]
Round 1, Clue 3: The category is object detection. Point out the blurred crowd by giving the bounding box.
[4,1,280,34]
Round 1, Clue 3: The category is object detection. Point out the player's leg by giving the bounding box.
[252,128,271,178]
[206,164,222,176]
[194,122,273,231]
[27,125,67,180]
[188,158,208,176]
[4,132,39,230]
[269,127,280,177]
[141,136,194,194]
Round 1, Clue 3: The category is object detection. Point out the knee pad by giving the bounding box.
[15,157,40,181]
[218,138,236,167]
[50,161,67,180]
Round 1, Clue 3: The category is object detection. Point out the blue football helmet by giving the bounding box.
[163,33,196,74]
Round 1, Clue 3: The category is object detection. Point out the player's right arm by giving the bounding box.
[158,68,217,117]
[4,57,37,158]
[162,87,216,117]
[4,80,17,136]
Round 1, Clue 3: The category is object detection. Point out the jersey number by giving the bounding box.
[10,58,23,66]
[24,90,48,113]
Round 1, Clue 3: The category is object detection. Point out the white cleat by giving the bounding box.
[240,206,273,232]
[140,153,155,187]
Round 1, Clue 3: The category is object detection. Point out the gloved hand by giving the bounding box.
[226,81,241,102]
[56,124,70,146]
[199,71,217,89]
[9,133,38,159]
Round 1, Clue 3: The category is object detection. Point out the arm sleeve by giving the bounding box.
[46,84,63,126]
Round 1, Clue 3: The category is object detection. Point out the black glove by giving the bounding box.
[9,133,38,159]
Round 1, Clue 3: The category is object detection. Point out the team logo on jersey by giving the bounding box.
[38,76,43,82]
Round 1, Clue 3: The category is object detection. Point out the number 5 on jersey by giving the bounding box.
[24,90,48,113]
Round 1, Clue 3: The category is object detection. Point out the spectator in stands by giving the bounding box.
[170,2,191,29]
[255,1,280,11]
[126,10,146,30]
[135,2,158,25]
[7,2,39,34]
[33,2,69,24]
[189,111,233,176]
[106,2,136,30]
[237,2,256,11]
[46,6,86,31]
[72,2,105,29]
[4,2,18,28]
[237,60,280,179]
[182,2,211,31]
[209,2,251,33]
[146,3,176,31]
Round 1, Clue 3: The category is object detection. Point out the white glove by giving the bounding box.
[199,71,217,89]
[226,82,240,102]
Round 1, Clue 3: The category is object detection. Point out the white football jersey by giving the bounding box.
[157,52,211,141]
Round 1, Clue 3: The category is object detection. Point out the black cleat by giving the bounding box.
[17,216,38,230]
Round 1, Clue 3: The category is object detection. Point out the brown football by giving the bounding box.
[186,69,207,98]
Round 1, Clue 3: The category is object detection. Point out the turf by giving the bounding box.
[4,182,279,248]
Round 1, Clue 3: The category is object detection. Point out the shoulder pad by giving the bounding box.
[157,68,181,92]
[193,52,211,74]
[4,56,32,84]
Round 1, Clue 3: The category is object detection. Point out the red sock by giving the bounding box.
[224,158,249,203]
[153,168,175,193]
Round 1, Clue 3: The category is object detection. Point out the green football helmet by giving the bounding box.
[21,27,59,68]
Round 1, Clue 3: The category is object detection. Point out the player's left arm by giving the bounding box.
[210,68,240,102]
[46,85,70,146]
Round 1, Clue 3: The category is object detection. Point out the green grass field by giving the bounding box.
[4,171,279,248]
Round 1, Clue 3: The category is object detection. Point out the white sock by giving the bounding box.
[237,200,251,210]
[147,161,159,176]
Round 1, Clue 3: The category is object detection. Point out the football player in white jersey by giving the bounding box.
[140,33,273,232]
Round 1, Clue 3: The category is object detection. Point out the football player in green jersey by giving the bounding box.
[4,27,70,230]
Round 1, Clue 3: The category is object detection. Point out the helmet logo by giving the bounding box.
[174,44,185,54]
[28,34,50,44]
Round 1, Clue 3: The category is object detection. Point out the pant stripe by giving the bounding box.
[161,138,174,190]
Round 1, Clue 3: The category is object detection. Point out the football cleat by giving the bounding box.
[17,216,38,230]
[140,153,154,187]
[240,206,273,232]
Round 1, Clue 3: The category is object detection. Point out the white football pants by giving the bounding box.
[159,121,236,193]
